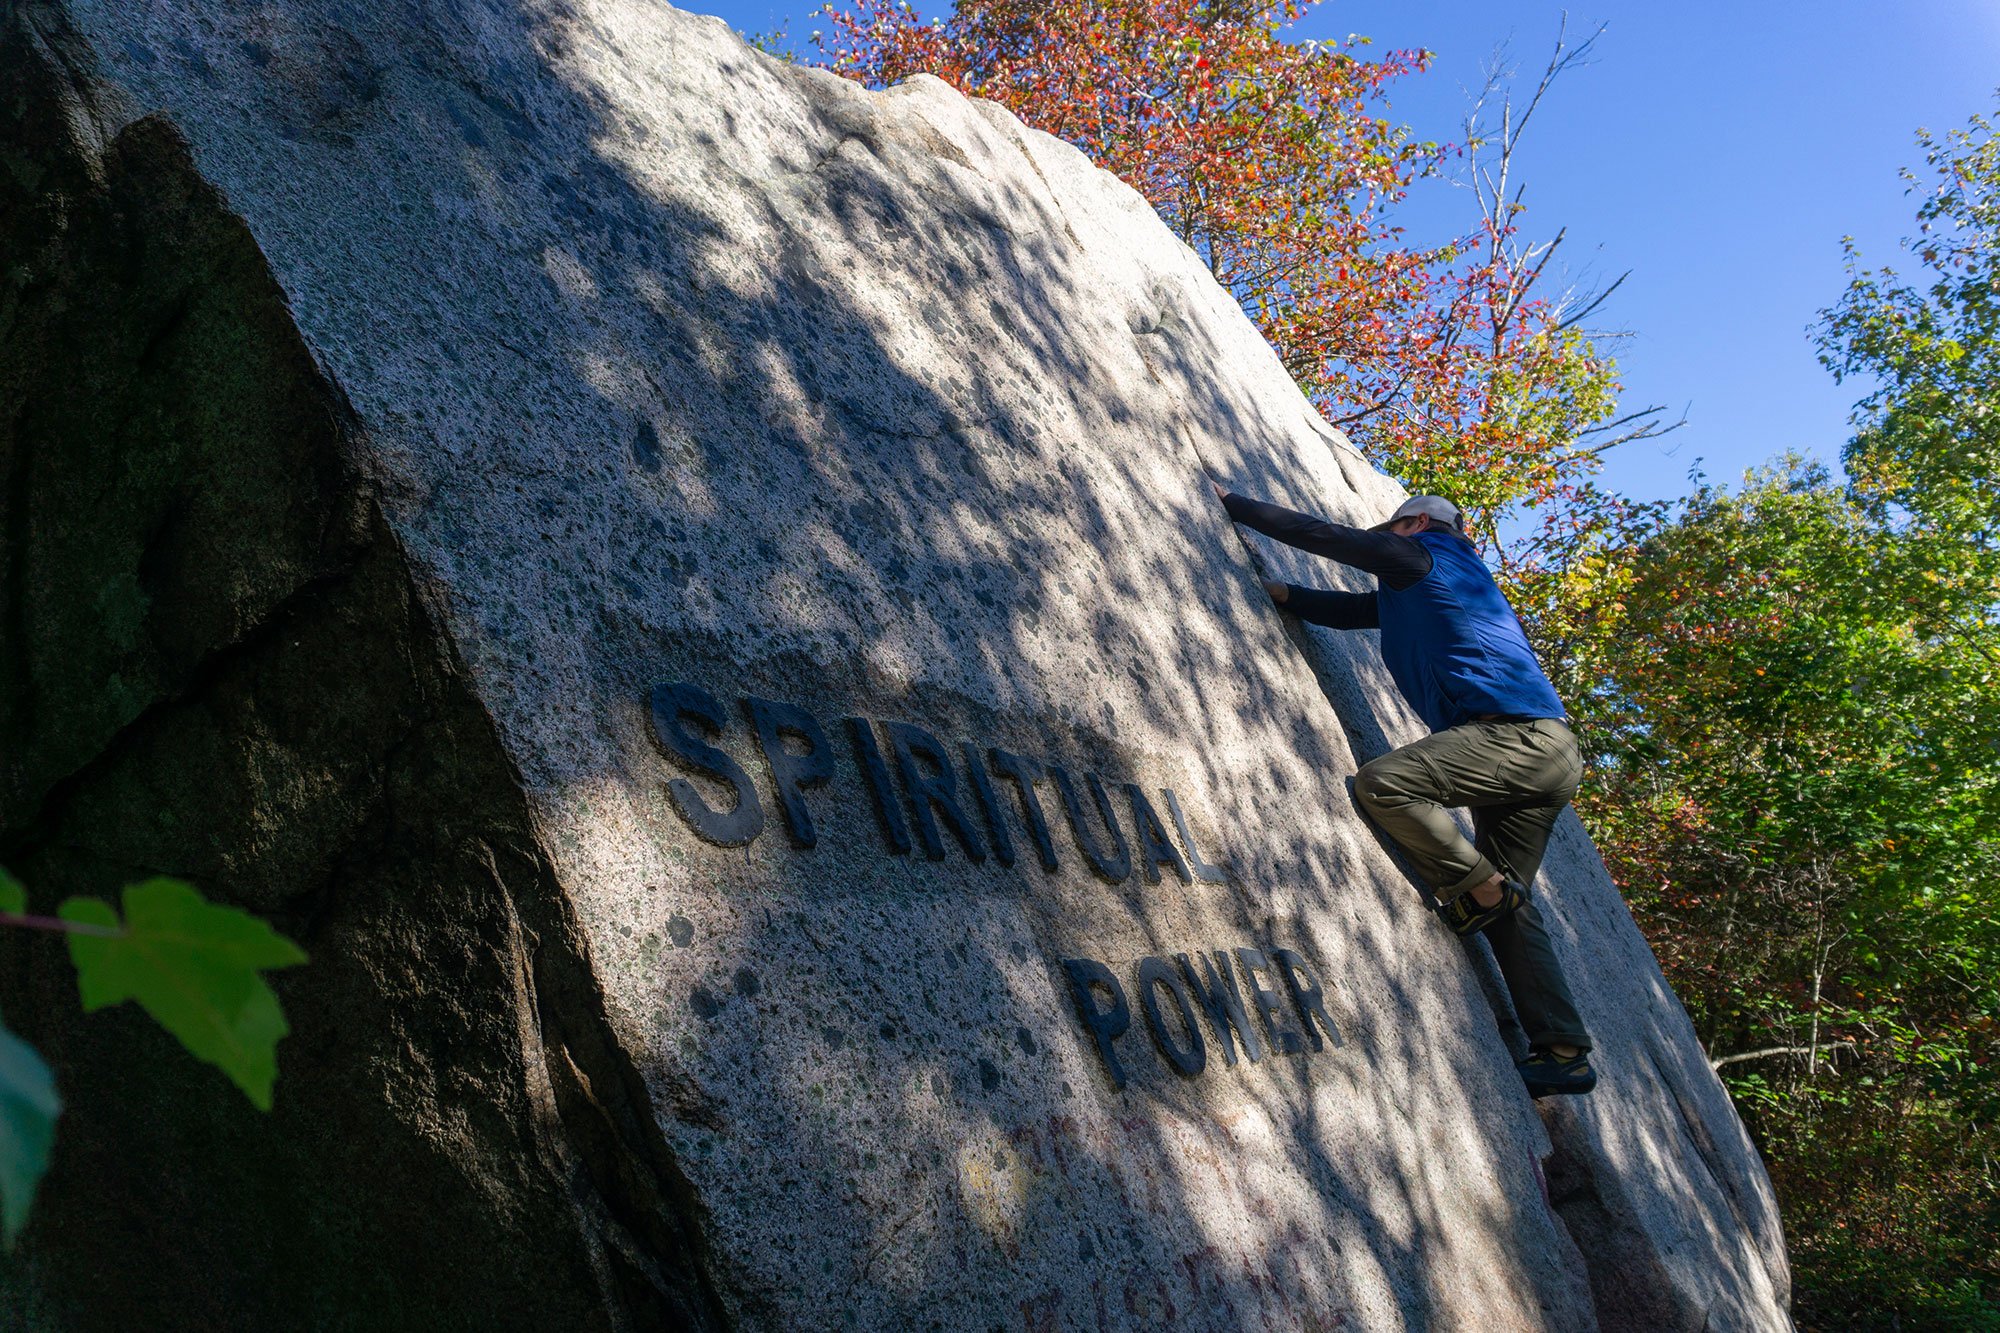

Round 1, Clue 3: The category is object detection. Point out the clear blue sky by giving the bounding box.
[694,0,1998,504]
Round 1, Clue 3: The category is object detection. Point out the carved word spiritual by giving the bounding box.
[1062,947,1340,1089]
[647,683,1228,885]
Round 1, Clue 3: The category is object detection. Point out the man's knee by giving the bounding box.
[1356,745,1451,816]
[1354,756,1408,814]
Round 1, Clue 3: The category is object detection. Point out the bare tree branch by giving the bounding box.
[1557,269,1631,330]
[1465,24,1606,334]
[1495,224,1568,336]
[1711,1039,1860,1072]
[1545,399,1691,462]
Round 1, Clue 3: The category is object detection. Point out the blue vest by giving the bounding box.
[1377,531,1567,733]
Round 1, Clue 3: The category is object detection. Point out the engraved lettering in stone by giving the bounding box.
[1135,955,1206,1077]
[744,695,834,848]
[883,720,987,863]
[961,741,1016,867]
[648,682,765,847]
[1060,943,1333,1087]
[1234,947,1305,1056]
[846,716,911,854]
[990,748,1060,872]
[1061,958,1131,1089]
[1177,950,1264,1064]
[1165,789,1227,883]
[1124,784,1191,885]
[1051,766,1132,883]
[649,684,1231,877]
[1272,948,1342,1051]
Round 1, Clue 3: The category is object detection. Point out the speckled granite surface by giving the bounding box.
[1,2,1790,1327]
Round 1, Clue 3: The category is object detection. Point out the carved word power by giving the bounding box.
[1062,947,1341,1089]
[647,683,1229,886]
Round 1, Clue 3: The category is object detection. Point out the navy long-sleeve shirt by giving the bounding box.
[1221,489,1565,730]
[1220,491,1431,629]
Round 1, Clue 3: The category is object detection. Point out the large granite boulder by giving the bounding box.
[0,1,1791,1327]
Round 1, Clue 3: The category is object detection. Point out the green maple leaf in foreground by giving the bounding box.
[1,867,62,1247]
[60,879,307,1111]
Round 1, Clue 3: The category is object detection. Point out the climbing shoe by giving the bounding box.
[1518,1047,1597,1098]
[1438,879,1528,936]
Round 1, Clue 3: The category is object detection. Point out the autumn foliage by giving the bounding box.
[815,0,1634,538]
[816,6,1999,1322]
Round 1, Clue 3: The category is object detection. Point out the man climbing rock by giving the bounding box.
[1214,482,1597,1097]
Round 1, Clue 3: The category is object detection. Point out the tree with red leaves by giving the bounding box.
[815,1,1671,540]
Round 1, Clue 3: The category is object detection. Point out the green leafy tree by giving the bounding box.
[1554,98,2000,1329]
[1566,464,2000,1328]
[1819,104,2000,548]
[0,866,304,1246]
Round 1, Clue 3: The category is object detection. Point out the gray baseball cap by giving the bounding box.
[1371,495,1463,532]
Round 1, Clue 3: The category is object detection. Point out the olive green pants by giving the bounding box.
[1354,717,1592,1052]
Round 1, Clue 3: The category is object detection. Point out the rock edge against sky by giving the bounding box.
[1,1,1789,1327]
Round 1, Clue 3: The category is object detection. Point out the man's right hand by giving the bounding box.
[1260,579,1290,605]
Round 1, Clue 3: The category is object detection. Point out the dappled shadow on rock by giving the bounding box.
[0,1,1787,1329]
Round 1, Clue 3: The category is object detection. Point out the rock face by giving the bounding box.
[0,1,1791,1328]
